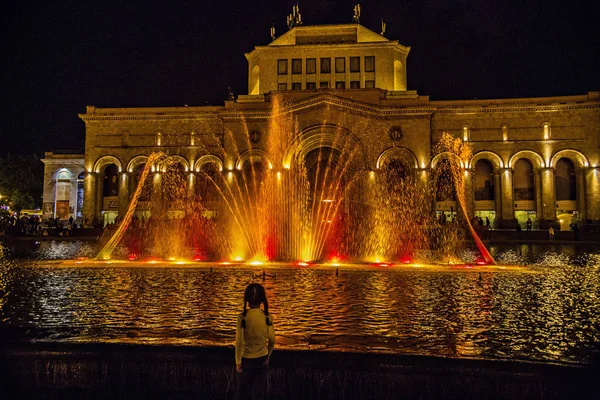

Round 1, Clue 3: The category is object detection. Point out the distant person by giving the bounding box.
[526,218,532,234]
[516,222,522,232]
[571,222,579,241]
[235,283,275,400]
[485,217,490,229]
[548,226,555,241]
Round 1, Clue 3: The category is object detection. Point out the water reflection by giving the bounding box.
[0,241,599,365]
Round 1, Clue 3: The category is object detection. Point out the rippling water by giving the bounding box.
[1,240,599,366]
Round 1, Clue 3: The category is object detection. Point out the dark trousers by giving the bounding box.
[235,356,269,400]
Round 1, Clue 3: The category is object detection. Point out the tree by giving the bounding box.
[0,154,43,215]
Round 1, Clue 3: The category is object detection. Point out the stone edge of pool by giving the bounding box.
[1,341,597,400]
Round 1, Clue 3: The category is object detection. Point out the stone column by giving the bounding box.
[188,172,196,197]
[462,169,474,219]
[151,172,163,215]
[95,173,103,220]
[540,168,556,221]
[83,172,97,226]
[494,171,502,226]
[118,172,130,217]
[575,167,586,220]
[585,167,600,221]
[500,168,514,223]
[534,169,543,223]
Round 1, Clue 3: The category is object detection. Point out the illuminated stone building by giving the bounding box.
[72,22,599,230]
[41,152,85,222]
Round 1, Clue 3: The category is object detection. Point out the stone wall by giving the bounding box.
[2,342,597,400]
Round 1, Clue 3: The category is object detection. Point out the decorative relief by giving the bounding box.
[250,131,261,143]
[388,127,405,141]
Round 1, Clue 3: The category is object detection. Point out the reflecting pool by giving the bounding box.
[1,242,599,366]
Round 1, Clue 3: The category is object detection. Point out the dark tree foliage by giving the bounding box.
[0,154,43,213]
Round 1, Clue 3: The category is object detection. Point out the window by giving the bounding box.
[306,58,316,74]
[292,59,302,74]
[335,81,345,89]
[365,56,375,72]
[350,57,360,72]
[350,81,360,89]
[335,57,345,73]
[292,82,301,90]
[306,82,316,90]
[501,124,508,141]
[542,123,551,140]
[320,58,331,73]
[278,59,288,75]
[320,81,330,88]
[365,80,375,88]
[278,83,287,91]
[462,125,470,142]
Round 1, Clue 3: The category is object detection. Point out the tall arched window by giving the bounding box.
[513,159,534,200]
[134,164,152,201]
[434,159,457,201]
[542,123,551,140]
[102,164,119,197]
[196,163,220,202]
[462,125,470,142]
[555,158,576,201]
[501,124,508,141]
[474,159,495,201]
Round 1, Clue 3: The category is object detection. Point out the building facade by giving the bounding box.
[41,152,85,223]
[69,23,599,230]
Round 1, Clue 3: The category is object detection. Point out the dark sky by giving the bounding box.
[1,0,597,155]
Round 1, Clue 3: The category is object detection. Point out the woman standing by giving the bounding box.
[235,283,275,400]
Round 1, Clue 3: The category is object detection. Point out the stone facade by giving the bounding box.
[74,23,599,229]
[41,152,85,222]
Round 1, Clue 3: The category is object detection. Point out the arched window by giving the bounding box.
[501,124,508,141]
[133,164,152,201]
[474,159,495,201]
[555,158,576,201]
[163,162,187,204]
[196,163,220,202]
[513,159,534,200]
[435,159,457,201]
[102,164,119,197]
[156,131,163,146]
[462,125,470,142]
[542,123,551,140]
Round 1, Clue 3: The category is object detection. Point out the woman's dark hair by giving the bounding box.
[242,283,269,317]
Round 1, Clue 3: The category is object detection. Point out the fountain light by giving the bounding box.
[250,260,263,265]
[400,256,412,264]
[297,261,309,266]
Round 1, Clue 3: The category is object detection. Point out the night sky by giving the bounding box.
[1,0,597,156]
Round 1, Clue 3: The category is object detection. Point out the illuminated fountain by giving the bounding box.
[97,96,493,264]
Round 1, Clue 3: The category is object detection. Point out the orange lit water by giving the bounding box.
[1,255,598,365]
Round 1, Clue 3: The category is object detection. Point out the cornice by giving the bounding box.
[78,97,600,123]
